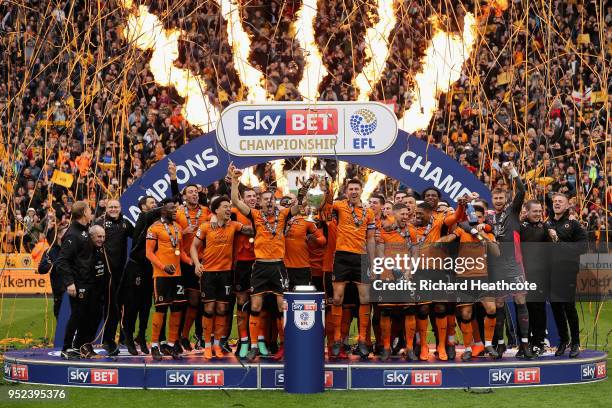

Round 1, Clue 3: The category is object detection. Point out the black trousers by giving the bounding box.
[64,285,104,350]
[122,259,153,341]
[551,302,580,345]
[102,272,124,344]
[52,286,65,318]
[527,302,547,345]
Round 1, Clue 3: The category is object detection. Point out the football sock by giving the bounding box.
[181,306,198,339]
[331,305,343,342]
[169,311,182,343]
[380,313,391,349]
[203,312,214,345]
[404,314,416,349]
[358,305,371,343]
[484,313,496,346]
[249,311,260,347]
[460,318,473,347]
[151,312,165,344]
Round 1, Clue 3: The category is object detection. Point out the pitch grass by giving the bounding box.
[0,297,610,408]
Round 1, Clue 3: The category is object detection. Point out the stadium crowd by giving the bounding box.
[0,0,609,360]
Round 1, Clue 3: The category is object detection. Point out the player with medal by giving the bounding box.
[376,202,419,361]
[145,199,192,360]
[329,179,377,360]
[229,163,302,362]
[176,182,211,351]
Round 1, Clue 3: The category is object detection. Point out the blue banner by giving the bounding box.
[119,129,491,225]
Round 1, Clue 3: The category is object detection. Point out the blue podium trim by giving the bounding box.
[3,348,606,390]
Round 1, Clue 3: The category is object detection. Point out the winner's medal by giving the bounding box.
[163,222,180,256]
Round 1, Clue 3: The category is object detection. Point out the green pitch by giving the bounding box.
[1,297,610,408]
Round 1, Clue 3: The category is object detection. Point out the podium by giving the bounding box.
[283,286,325,393]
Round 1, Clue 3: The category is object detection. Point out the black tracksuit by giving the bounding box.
[55,221,98,350]
[122,180,180,342]
[520,220,551,346]
[546,211,588,346]
[38,244,64,318]
[95,213,134,345]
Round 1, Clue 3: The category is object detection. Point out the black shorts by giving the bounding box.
[181,261,199,292]
[412,269,454,302]
[234,260,255,292]
[154,277,186,306]
[200,271,233,303]
[312,275,324,292]
[250,261,288,296]
[287,267,311,289]
[332,251,367,283]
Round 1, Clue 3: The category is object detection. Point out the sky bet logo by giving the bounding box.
[489,368,540,385]
[581,362,606,380]
[4,363,28,381]
[238,109,338,136]
[383,370,442,386]
[68,368,118,385]
[274,370,333,387]
[166,370,224,387]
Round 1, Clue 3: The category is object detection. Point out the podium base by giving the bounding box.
[4,347,607,389]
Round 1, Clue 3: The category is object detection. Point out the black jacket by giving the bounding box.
[38,243,63,292]
[128,179,180,263]
[95,213,133,275]
[546,211,588,275]
[55,221,94,288]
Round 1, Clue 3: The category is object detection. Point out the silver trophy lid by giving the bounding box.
[293,285,317,292]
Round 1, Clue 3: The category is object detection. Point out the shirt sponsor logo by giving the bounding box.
[489,368,540,385]
[165,370,224,387]
[68,368,118,385]
[383,370,442,386]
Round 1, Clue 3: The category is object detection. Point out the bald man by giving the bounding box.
[95,199,134,356]
[66,224,108,359]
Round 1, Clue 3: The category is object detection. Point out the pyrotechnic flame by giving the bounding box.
[218,0,268,102]
[304,157,317,177]
[361,170,386,202]
[355,0,397,101]
[272,160,288,195]
[120,1,217,130]
[398,13,477,133]
[240,166,260,187]
[295,0,328,101]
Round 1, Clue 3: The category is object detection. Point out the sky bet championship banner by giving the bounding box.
[119,101,491,223]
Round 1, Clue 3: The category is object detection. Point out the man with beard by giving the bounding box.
[490,162,535,359]
[176,185,210,352]
[229,163,301,362]
[122,161,179,355]
[191,196,252,359]
[146,199,192,360]
[329,179,377,360]
[546,193,587,358]
[95,199,133,356]
[520,200,551,356]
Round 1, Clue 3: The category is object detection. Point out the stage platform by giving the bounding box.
[3,347,607,390]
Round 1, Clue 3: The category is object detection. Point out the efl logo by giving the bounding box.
[238,109,338,136]
[68,368,118,385]
[489,368,540,385]
[383,370,442,386]
[274,370,334,387]
[5,363,28,381]
[166,370,224,387]
[581,363,607,380]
